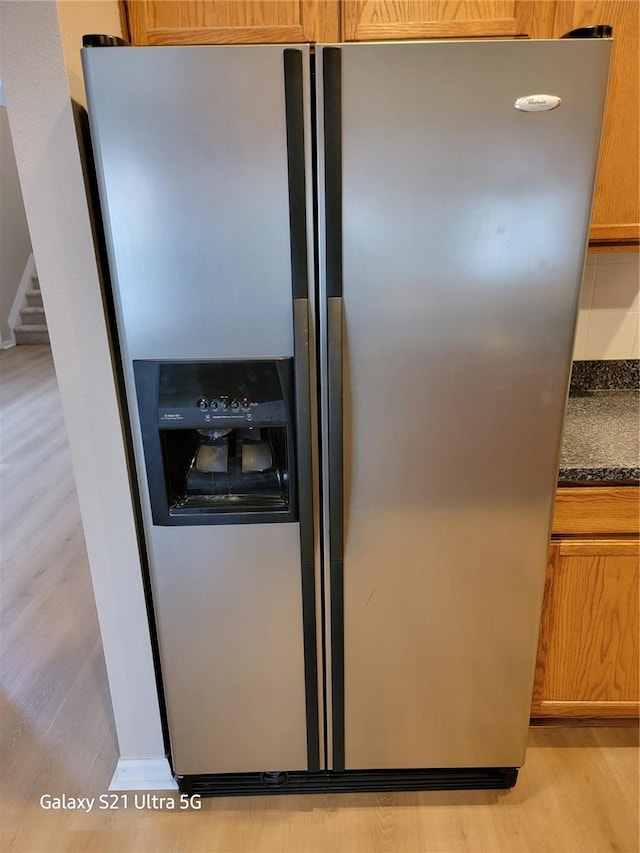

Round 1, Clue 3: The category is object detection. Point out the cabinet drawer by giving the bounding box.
[552,487,639,536]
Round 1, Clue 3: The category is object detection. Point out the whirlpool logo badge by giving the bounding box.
[514,94,562,112]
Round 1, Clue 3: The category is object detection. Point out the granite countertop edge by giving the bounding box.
[558,467,640,485]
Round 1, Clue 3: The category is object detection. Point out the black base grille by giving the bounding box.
[178,767,519,797]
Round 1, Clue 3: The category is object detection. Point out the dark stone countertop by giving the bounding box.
[559,388,639,484]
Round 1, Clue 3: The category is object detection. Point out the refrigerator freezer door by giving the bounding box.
[83,45,318,775]
[318,39,610,770]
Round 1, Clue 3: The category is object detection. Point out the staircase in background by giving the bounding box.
[14,269,49,345]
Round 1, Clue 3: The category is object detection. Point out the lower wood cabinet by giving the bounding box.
[532,487,640,722]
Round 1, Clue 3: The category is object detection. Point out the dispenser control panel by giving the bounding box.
[154,360,291,427]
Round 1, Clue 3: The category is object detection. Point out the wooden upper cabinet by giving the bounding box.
[554,1,639,245]
[341,1,557,41]
[124,1,340,45]
[124,0,558,45]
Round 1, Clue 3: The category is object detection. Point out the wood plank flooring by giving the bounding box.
[1,345,638,853]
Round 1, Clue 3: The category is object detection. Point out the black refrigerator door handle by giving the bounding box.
[323,45,345,772]
[293,297,320,772]
[283,47,313,561]
[285,47,320,772]
[293,298,314,565]
[327,296,344,565]
[327,294,345,771]
[323,46,344,567]
[284,49,309,301]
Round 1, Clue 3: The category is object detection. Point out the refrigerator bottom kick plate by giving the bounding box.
[178,767,519,797]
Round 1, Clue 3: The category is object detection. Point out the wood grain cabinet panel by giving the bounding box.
[341,0,557,41]
[552,487,640,537]
[554,1,640,245]
[125,0,340,45]
[532,539,640,719]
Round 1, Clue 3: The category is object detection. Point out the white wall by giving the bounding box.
[575,252,640,360]
[0,1,165,761]
[0,104,32,343]
[57,0,122,107]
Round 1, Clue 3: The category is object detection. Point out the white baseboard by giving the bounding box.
[5,253,36,347]
[109,758,178,791]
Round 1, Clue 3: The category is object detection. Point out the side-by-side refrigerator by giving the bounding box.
[82,33,610,794]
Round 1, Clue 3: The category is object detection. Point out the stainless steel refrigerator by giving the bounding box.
[82,33,610,794]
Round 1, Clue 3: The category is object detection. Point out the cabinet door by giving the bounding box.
[125,1,339,45]
[532,540,640,719]
[342,1,557,41]
[554,1,639,245]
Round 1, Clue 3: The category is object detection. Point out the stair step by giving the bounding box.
[14,324,50,345]
[26,289,43,308]
[20,306,47,325]
[31,273,39,287]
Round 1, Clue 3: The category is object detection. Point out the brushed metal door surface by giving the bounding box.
[83,45,317,774]
[322,40,610,770]
[83,45,300,360]
[148,524,308,774]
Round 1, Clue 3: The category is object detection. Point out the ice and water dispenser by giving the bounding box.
[133,360,297,525]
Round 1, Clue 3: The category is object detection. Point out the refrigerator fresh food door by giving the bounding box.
[317,39,610,771]
[83,44,319,775]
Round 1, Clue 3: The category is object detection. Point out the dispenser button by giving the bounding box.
[242,399,250,410]
[231,400,239,410]
[196,398,208,410]
[221,400,229,411]
[210,400,219,411]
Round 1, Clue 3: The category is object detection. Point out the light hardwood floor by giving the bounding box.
[1,345,638,853]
